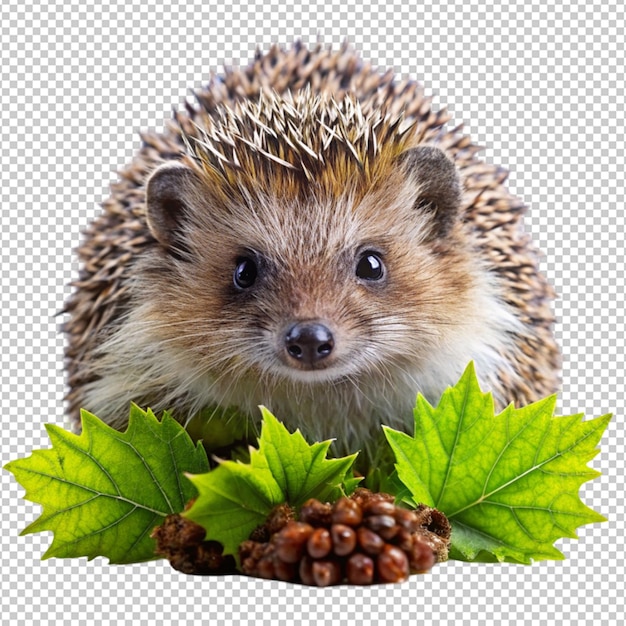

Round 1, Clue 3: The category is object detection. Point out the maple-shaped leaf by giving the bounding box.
[384,362,611,564]
[184,407,358,558]
[4,405,208,564]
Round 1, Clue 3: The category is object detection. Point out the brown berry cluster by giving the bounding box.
[239,489,450,586]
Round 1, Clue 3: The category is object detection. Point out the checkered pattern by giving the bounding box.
[1,0,624,624]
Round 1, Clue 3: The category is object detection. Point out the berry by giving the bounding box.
[357,526,385,555]
[312,559,342,587]
[298,555,315,586]
[331,497,363,526]
[299,498,332,526]
[274,521,313,563]
[363,499,396,516]
[331,524,357,556]
[408,534,437,573]
[364,513,398,540]
[346,553,375,585]
[377,544,410,583]
[307,527,333,558]
[238,489,450,586]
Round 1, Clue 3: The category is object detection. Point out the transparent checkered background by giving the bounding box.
[1,0,624,624]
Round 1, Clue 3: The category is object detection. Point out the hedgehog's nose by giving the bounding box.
[285,322,334,366]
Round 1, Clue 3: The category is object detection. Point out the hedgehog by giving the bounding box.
[63,42,560,457]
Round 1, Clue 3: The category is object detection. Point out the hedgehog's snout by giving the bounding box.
[283,321,335,368]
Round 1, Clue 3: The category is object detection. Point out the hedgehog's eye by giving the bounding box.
[234,257,258,289]
[356,251,384,281]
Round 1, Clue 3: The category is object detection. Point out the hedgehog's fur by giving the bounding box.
[64,42,560,455]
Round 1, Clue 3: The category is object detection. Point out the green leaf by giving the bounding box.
[384,362,611,564]
[184,406,358,558]
[254,406,358,506]
[4,404,209,564]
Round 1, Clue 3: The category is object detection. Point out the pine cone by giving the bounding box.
[239,489,451,586]
[151,513,237,575]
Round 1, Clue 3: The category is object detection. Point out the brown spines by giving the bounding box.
[63,131,182,425]
[194,42,393,116]
[181,89,421,204]
[65,44,422,431]
[63,41,560,431]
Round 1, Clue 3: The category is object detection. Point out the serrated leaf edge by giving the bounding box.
[447,411,611,518]
[385,362,612,564]
[4,405,209,564]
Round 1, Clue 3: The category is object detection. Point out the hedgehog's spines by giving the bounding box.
[63,41,561,432]
[179,88,429,200]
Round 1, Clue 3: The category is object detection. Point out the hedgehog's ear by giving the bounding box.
[396,146,461,238]
[146,162,206,253]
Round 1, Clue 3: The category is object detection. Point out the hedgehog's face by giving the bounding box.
[219,240,408,386]
[143,146,480,396]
